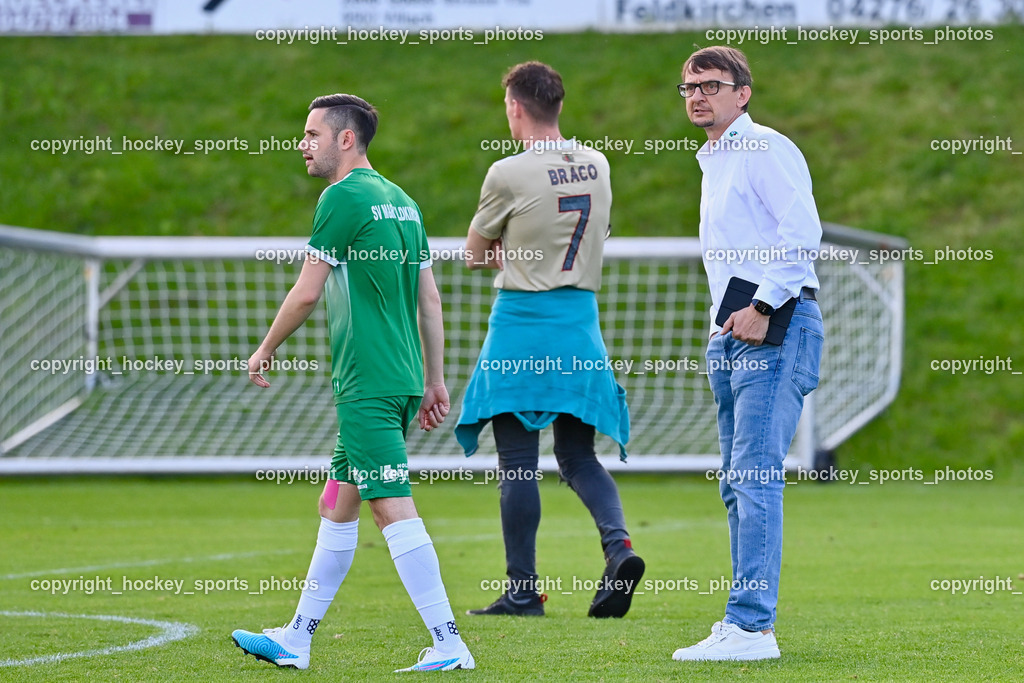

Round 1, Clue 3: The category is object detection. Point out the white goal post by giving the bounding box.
[0,223,907,475]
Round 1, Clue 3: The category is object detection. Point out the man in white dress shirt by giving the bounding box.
[671,46,825,662]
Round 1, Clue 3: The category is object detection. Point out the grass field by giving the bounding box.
[2,475,1022,680]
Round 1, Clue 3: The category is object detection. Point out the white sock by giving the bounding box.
[280,517,358,650]
[383,517,463,654]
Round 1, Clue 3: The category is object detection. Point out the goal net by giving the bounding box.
[0,223,906,474]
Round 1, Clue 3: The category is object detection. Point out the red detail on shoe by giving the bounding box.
[539,593,549,603]
[623,539,633,549]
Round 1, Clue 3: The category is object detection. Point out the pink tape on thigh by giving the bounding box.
[321,479,340,510]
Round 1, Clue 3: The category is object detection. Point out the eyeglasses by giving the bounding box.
[677,80,737,98]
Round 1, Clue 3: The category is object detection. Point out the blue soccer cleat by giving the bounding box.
[231,626,310,670]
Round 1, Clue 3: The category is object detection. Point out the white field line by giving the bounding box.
[430,518,722,544]
[3,519,722,582]
[0,611,199,667]
[1,549,298,580]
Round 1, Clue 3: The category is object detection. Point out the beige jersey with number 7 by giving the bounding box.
[469,139,612,292]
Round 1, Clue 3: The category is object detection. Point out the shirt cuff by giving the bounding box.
[469,223,501,241]
[753,281,793,310]
[305,244,339,267]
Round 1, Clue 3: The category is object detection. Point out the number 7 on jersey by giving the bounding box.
[559,194,591,271]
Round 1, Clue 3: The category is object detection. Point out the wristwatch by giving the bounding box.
[752,299,775,316]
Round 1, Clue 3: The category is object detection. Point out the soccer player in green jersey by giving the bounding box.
[231,94,474,673]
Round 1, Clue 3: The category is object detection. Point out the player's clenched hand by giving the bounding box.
[418,383,450,431]
[248,348,274,388]
[721,305,769,346]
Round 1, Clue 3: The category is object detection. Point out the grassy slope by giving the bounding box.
[1,476,1022,681]
[1,31,1022,474]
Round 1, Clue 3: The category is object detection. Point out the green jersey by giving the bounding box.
[305,168,431,404]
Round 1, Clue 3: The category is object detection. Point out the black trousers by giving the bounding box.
[491,412,630,597]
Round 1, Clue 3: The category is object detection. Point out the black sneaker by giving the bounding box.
[466,592,546,616]
[588,546,645,618]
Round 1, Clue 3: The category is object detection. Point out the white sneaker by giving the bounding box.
[672,621,780,661]
[394,643,475,672]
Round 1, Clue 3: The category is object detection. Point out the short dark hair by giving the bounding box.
[502,61,564,124]
[682,46,753,112]
[308,94,379,153]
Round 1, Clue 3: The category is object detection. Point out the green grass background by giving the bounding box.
[2,30,1022,475]
[2,29,1023,680]
[2,476,1022,680]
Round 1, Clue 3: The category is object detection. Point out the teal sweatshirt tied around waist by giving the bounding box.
[454,287,630,460]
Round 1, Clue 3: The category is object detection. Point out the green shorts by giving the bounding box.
[330,395,419,500]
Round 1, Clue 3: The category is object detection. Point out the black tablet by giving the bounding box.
[714,277,796,345]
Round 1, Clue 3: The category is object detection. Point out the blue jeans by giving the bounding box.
[705,299,824,631]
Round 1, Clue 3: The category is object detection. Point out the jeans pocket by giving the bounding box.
[791,327,824,395]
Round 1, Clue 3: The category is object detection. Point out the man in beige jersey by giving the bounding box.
[455,61,643,619]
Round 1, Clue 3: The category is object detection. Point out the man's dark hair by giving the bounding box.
[502,61,564,124]
[308,94,379,153]
[682,46,753,112]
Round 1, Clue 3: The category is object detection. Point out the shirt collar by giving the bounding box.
[525,137,577,152]
[696,112,753,158]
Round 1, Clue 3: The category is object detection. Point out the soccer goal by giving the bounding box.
[0,223,906,474]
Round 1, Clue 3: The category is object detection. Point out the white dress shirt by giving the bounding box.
[697,112,821,330]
